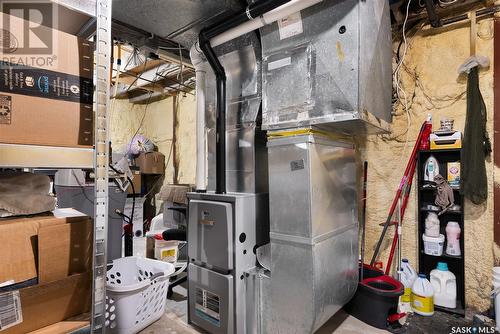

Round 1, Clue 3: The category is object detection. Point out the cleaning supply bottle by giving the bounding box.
[424,212,440,237]
[424,155,440,182]
[430,262,457,309]
[411,274,434,316]
[399,259,417,303]
[445,222,461,256]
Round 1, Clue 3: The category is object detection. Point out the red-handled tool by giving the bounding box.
[370,117,432,275]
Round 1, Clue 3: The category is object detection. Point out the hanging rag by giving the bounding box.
[434,174,454,210]
[460,60,491,205]
[0,172,56,217]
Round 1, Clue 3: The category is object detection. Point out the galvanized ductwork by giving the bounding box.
[265,134,358,333]
[187,0,392,333]
[259,0,392,332]
[260,0,393,134]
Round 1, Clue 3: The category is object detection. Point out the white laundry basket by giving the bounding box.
[105,256,175,333]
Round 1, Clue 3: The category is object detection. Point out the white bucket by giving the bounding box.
[154,239,179,263]
[423,234,445,256]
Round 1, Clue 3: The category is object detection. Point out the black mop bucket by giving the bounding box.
[344,265,404,329]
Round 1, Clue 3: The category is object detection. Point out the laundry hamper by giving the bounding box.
[105,256,175,333]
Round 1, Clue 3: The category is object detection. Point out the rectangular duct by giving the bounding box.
[266,133,359,333]
[260,0,393,134]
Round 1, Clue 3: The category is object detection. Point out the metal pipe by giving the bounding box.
[197,0,293,194]
[198,31,227,194]
[441,6,500,26]
[190,44,208,192]
[424,0,442,28]
[210,0,323,48]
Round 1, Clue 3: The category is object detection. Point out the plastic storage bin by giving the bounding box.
[422,234,445,256]
[105,256,175,333]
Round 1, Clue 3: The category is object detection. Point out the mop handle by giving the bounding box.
[370,122,426,266]
[385,157,418,275]
[360,161,368,282]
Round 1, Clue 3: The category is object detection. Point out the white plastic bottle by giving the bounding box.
[411,274,434,316]
[399,259,417,303]
[430,262,457,309]
[424,155,439,182]
[445,222,461,256]
[425,212,440,237]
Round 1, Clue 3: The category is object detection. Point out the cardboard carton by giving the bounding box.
[135,152,165,174]
[0,272,91,334]
[127,171,142,195]
[0,13,94,147]
[0,215,92,284]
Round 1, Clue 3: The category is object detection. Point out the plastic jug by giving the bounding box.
[445,222,461,256]
[430,262,457,309]
[411,274,434,316]
[399,259,417,303]
[424,212,440,238]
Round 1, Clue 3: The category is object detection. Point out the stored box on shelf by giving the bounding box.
[430,132,462,150]
[127,171,142,195]
[0,13,94,148]
[0,214,92,284]
[0,213,92,334]
[0,272,91,334]
[135,152,165,174]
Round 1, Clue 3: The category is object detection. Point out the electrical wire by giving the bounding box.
[393,0,413,164]
[125,67,164,156]
[363,0,417,213]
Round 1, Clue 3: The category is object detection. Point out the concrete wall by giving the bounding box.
[109,94,197,186]
[360,20,495,311]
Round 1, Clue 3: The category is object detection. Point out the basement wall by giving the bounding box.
[360,19,495,311]
[109,94,197,186]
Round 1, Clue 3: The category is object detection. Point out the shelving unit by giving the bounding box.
[0,144,93,169]
[417,149,465,316]
[0,1,111,333]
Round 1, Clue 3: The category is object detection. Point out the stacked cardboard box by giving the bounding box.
[0,214,92,333]
[0,13,94,148]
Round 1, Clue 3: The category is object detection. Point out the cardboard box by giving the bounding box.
[135,152,165,174]
[0,215,92,284]
[0,272,91,334]
[447,162,461,188]
[158,184,193,205]
[0,13,94,148]
[127,171,142,195]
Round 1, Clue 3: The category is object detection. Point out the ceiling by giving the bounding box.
[112,0,247,49]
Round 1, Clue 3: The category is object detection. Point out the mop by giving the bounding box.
[370,119,431,275]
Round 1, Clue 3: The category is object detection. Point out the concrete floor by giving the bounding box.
[135,238,473,334]
[139,284,389,334]
[135,237,388,334]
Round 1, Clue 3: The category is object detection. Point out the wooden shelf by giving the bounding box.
[420,208,462,215]
[435,300,465,316]
[418,149,465,317]
[0,144,93,169]
[421,251,462,261]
